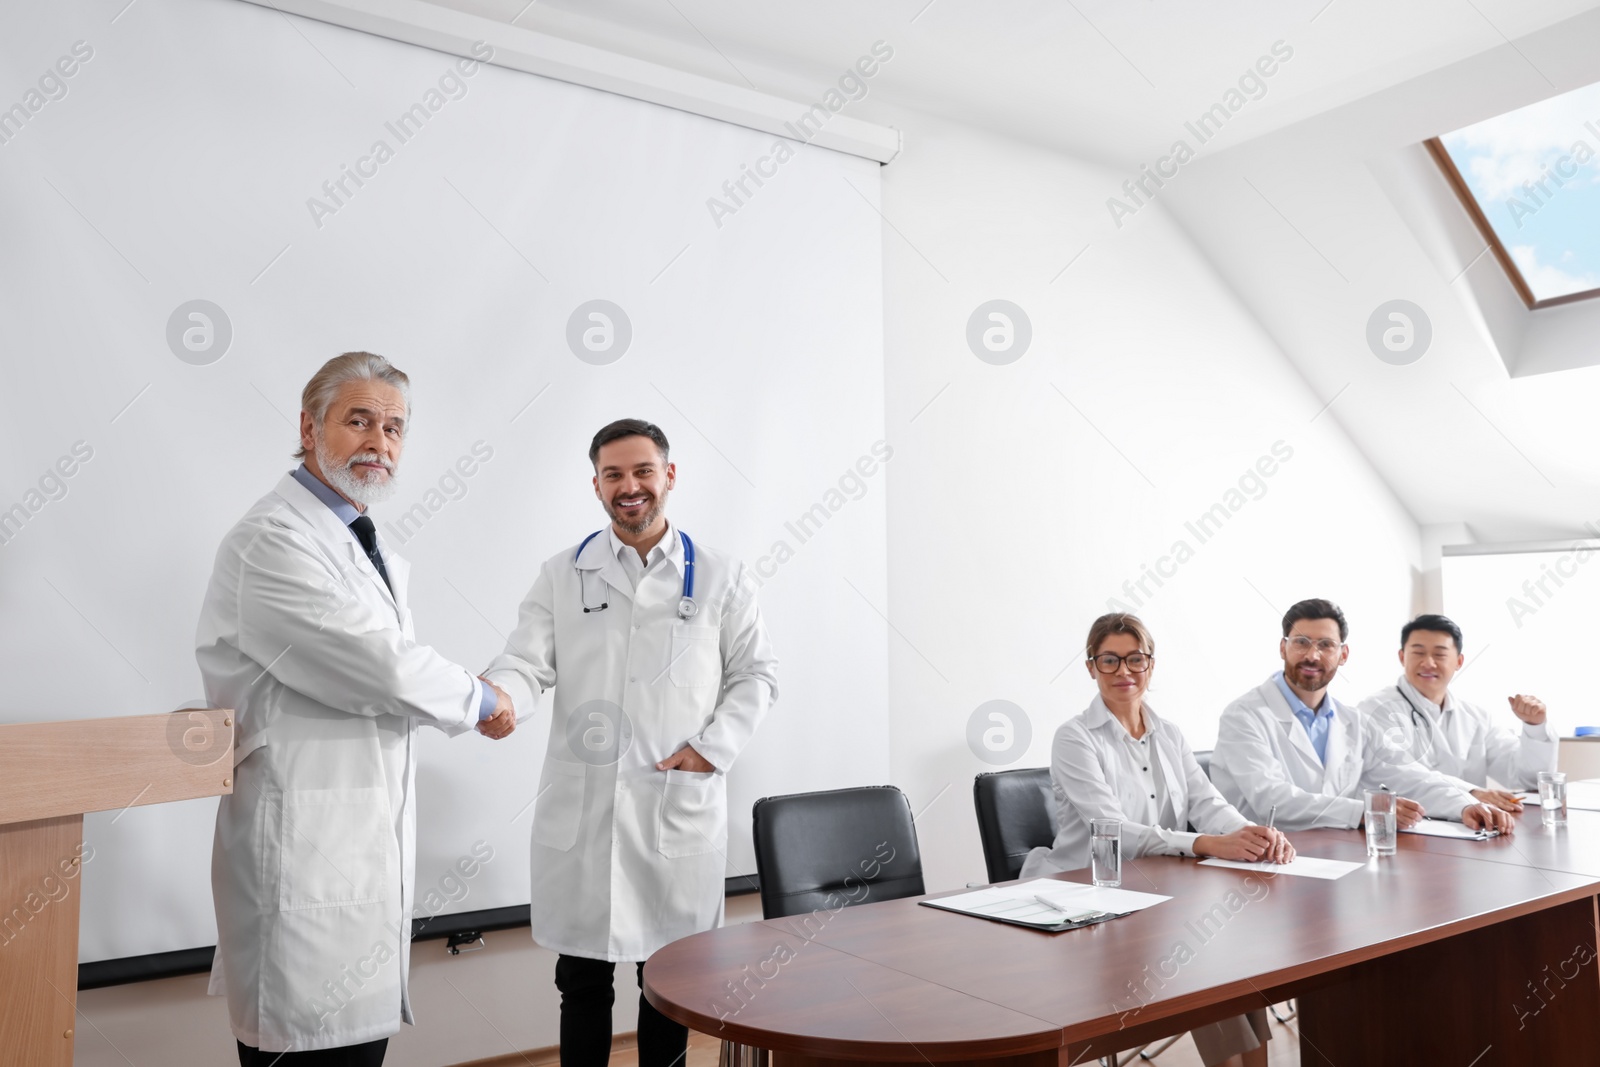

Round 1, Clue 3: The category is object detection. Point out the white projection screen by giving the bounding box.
[1441,543,1600,738]
[0,0,890,962]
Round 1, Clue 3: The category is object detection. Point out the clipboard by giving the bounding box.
[916,879,1170,933]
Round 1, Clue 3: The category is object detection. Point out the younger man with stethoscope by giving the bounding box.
[1359,613,1555,813]
[484,418,778,1067]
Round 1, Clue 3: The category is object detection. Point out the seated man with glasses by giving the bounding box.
[1358,614,1555,814]
[1210,599,1511,833]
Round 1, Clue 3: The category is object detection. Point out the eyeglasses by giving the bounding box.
[1090,653,1153,674]
[1286,636,1344,655]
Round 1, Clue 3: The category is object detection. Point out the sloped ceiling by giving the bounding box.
[429,0,1600,541]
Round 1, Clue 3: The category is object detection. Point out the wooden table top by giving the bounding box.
[1396,806,1600,877]
[644,823,1600,1061]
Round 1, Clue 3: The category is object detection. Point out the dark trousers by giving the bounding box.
[236,1038,387,1066]
[555,954,689,1067]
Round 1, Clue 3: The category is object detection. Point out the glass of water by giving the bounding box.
[1538,771,1568,828]
[1364,789,1398,857]
[1091,818,1121,887]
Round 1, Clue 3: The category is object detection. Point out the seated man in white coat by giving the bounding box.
[1211,598,1511,834]
[197,352,516,1067]
[484,418,777,1067]
[1360,614,1556,813]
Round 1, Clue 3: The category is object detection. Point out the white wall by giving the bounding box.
[871,107,1424,893]
[56,54,1433,1067]
[0,0,890,963]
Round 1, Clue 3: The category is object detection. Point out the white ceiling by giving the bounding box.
[432,0,1597,165]
[1157,4,1600,542]
[431,0,1600,541]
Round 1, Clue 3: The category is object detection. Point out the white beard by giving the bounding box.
[316,437,398,506]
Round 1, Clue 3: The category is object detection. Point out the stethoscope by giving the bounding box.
[576,528,697,620]
[1396,688,1437,730]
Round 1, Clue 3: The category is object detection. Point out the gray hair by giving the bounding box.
[294,351,411,459]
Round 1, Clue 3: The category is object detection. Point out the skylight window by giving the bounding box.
[1430,81,1600,308]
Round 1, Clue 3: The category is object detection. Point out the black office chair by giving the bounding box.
[752,784,926,919]
[973,767,1057,883]
[970,770,1200,1067]
[719,787,927,1066]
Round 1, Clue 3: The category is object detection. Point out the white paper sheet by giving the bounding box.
[1197,855,1362,879]
[922,878,1170,928]
[1400,819,1499,840]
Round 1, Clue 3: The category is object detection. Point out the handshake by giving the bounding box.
[476,677,517,740]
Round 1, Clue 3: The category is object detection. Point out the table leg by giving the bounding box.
[0,814,84,1067]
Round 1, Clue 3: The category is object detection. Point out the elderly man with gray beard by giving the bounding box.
[197,351,515,1066]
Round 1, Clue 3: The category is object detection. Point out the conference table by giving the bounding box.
[644,808,1600,1064]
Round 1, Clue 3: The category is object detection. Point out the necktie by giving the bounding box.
[348,515,393,596]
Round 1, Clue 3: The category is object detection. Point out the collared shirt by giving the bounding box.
[1274,670,1333,765]
[1115,722,1175,829]
[1019,696,1247,877]
[290,463,361,526]
[291,464,495,722]
[607,521,681,593]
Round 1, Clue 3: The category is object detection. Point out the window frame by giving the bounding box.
[1425,136,1600,310]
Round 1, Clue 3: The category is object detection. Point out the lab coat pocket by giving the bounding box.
[531,759,587,852]
[657,769,723,858]
[278,787,391,911]
[668,627,721,688]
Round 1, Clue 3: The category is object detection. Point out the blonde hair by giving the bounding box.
[294,351,410,459]
[1084,612,1156,659]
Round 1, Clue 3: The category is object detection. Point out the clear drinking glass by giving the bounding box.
[1364,789,1398,857]
[1539,771,1568,828]
[1090,818,1121,887]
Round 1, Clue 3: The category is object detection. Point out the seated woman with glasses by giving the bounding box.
[1021,612,1292,1067]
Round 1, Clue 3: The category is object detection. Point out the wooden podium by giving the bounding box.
[0,710,234,1067]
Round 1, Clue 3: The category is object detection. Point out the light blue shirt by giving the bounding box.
[1274,670,1332,765]
[291,465,495,722]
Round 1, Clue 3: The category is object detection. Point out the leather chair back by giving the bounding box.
[972,767,1056,884]
[752,785,925,920]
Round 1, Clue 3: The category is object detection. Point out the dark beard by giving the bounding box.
[608,495,661,534]
[1287,662,1337,690]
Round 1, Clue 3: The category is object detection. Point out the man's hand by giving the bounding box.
[476,679,516,740]
[1261,827,1296,864]
[656,745,714,773]
[1463,803,1514,834]
[1196,826,1292,863]
[1395,797,1425,829]
[1471,787,1525,813]
[1509,694,1547,726]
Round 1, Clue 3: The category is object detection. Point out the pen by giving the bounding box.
[1267,804,1278,831]
[1033,895,1102,922]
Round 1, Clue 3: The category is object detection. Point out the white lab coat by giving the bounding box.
[1020,697,1267,1067]
[1020,697,1247,877]
[197,473,482,1053]
[1358,677,1557,792]
[484,524,777,962]
[1210,675,1475,831]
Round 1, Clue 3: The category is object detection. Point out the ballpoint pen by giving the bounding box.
[1033,895,1103,923]
[1267,804,1278,831]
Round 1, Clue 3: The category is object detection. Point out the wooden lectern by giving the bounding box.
[0,710,234,1067]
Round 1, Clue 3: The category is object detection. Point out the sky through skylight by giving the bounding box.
[1439,82,1600,303]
